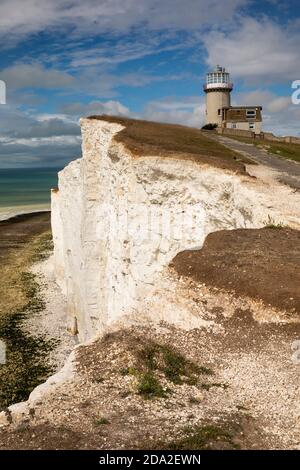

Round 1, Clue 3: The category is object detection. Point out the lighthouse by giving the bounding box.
[203,65,233,126]
[203,65,263,134]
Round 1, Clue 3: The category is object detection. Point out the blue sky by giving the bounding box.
[0,0,299,168]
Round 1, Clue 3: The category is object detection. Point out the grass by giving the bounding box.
[94,377,105,384]
[264,215,285,229]
[137,372,167,399]
[88,115,252,173]
[225,135,300,163]
[121,341,213,399]
[201,382,228,391]
[139,343,213,385]
[159,424,240,450]
[0,230,57,410]
[31,232,54,262]
[95,417,110,425]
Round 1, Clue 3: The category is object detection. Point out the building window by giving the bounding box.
[249,123,255,130]
[246,109,256,118]
[232,123,236,129]
[218,109,221,116]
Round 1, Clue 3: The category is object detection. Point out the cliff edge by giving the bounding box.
[1,117,299,450]
[51,116,300,341]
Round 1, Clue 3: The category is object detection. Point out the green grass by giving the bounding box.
[95,417,110,425]
[264,215,285,229]
[226,135,300,163]
[121,341,213,399]
[137,372,167,399]
[0,231,57,410]
[201,382,228,391]
[31,232,54,262]
[94,377,105,384]
[139,343,213,386]
[264,224,284,229]
[161,424,240,450]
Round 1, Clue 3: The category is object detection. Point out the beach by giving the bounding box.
[0,212,74,410]
[0,167,59,221]
[0,203,51,221]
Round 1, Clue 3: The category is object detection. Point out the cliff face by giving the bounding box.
[51,118,300,342]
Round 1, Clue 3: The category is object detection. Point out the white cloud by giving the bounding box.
[204,18,300,84]
[0,136,81,168]
[234,89,300,136]
[1,63,74,89]
[267,96,292,113]
[69,37,183,68]
[233,90,291,113]
[61,100,131,117]
[0,105,81,167]
[0,0,248,42]
[0,61,190,103]
[143,96,205,127]
[7,118,80,139]
[0,98,132,167]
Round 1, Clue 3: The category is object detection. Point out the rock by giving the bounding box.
[51,117,294,342]
[0,411,11,427]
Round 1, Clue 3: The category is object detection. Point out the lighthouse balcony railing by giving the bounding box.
[203,83,233,91]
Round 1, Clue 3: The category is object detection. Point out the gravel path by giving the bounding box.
[208,133,300,191]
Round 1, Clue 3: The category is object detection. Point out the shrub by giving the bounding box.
[202,123,218,130]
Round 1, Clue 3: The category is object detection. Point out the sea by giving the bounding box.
[0,167,60,221]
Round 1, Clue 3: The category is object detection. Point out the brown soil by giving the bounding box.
[88,115,253,174]
[171,227,300,314]
[0,328,276,450]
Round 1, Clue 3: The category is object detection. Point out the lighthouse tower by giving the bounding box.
[204,65,233,126]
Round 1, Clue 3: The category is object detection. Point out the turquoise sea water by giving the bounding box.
[0,167,60,219]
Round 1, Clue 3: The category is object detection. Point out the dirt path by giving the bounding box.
[207,133,300,191]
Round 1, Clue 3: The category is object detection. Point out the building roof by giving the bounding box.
[222,106,262,110]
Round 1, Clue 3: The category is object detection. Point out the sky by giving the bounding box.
[0,0,299,168]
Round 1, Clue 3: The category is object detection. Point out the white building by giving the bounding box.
[203,65,262,134]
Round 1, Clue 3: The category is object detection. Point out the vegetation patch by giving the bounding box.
[137,372,167,399]
[121,341,213,399]
[226,135,300,163]
[264,215,285,229]
[31,232,54,262]
[95,417,110,426]
[201,382,228,391]
[158,423,241,450]
[0,224,57,411]
[88,115,252,173]
[202,123,218,130]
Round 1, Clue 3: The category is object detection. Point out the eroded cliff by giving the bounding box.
[51,117,300,341]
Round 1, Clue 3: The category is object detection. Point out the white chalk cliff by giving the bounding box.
[51,118,300,342]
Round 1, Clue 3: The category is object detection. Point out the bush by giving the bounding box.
[202,123,218,130]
